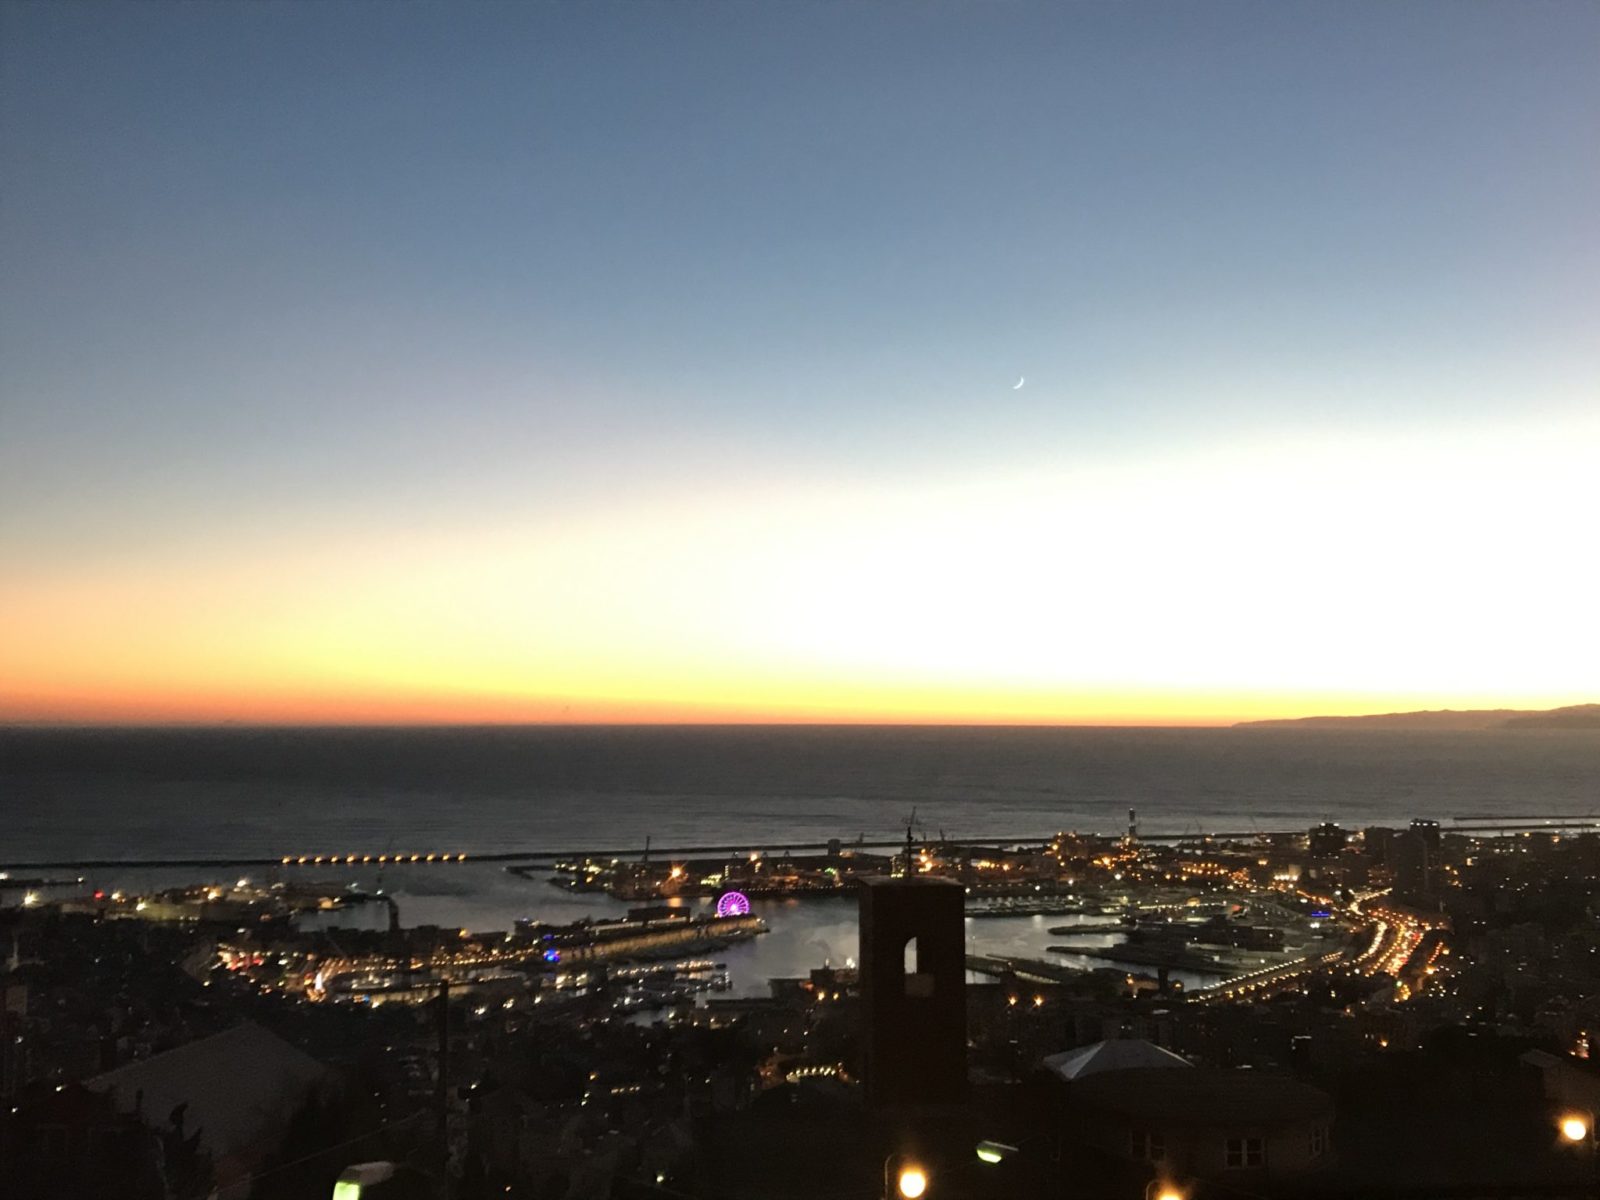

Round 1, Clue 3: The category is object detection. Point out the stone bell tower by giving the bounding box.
[859,876,966,1107]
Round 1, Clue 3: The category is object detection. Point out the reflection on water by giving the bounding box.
[37,862,1211,997]
[386,870,1214,997]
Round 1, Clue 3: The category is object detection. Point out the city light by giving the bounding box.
[895,1164,927,1199]
[975,1140,1018,1165]
[1561,1115,1590,1143]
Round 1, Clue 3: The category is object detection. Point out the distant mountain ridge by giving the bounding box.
[1237,704,1600,730]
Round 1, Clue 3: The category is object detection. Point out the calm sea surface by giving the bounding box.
[5,725,1598,995]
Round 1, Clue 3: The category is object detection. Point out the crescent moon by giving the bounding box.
[1012,376,1025,390]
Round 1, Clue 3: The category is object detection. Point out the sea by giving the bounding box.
[4,724,1599,996]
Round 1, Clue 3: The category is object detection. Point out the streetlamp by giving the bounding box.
[975,1140,1019,1165]
[1559,1111,1599,1198]
[885,1155,929,1200]
[331,1163,397,1199]
[1145,1181,1186,1200]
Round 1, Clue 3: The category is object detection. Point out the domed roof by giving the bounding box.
[1041,1038,1192,1081]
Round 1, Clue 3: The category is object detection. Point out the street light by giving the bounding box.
[1145,1181,1186,1200]
[975,1140,1019,1165]
[884,1155,929,1200]
[1558,1112,1599,1200]
[331,1163,396,1199]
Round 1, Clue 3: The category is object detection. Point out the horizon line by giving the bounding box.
[4,709,1592,734]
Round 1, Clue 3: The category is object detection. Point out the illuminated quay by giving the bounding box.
[218,906,766,1007]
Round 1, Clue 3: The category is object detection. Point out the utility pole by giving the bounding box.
[900,808,918,877]
[0,980,13,1176]
[435,979,450,1180]
[0,969,27,1180]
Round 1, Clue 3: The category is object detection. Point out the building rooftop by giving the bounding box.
[86,1020,337,1168]
[860,876,964,889]
[1041,1038,1192,1082]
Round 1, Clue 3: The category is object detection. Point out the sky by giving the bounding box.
[2,0,1597,725]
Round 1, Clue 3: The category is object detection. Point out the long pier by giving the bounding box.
[5,831,1306,872]
[2,835,1041,872]
[966,953,1088,986]
[0,832,1241,872]
[6,818,1594,873]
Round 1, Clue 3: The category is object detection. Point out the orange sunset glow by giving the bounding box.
[5,421,1595,727]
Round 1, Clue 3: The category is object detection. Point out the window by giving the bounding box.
[1310,1124,1329,1158]
[903,937,934,997]
[1129,1128,1166,1162]
[1225,1136,1265,1168]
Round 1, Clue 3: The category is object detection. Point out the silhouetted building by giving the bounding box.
[1362,826,1397,866]
[1308,823,1345,860]
[1396,831,1438,905]
[85,1021,339,1195]
[1410,818,1441,853]
[859,877,966,1107]
[1066,1067,1335,1183]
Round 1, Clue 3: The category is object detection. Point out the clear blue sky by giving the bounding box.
[2,1,1597,722]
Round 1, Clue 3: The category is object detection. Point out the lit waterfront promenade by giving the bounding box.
[4,816,1593,873]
